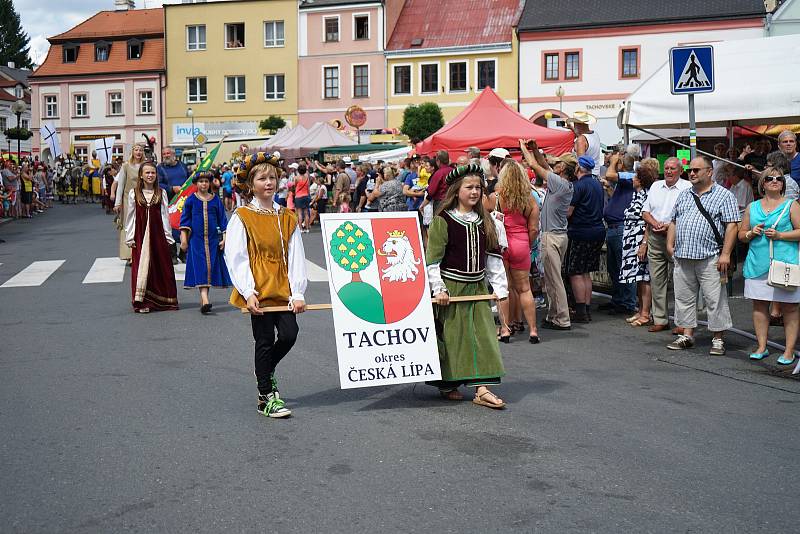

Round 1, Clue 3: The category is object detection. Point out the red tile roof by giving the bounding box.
[0,90,30,104]
[387,0,522,51]
[49,9,164,42]
[30,38,165,79]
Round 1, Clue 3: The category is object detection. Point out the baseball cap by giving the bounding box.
[556,153,578,167]
[488,148,510,159]
[577,155,596,171]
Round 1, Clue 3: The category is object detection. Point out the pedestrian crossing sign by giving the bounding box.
[669,46,714,95]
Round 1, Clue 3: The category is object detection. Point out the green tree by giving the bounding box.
[400,102,444,143]
[259,115,286,134]
[0,0,33,69]
[330,221,374,282]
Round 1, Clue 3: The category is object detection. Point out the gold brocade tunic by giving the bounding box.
[229,206,298,308]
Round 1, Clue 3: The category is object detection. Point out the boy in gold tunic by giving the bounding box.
[224,152,308,418]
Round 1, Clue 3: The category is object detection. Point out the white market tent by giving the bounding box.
[270,125,308,151]
[358,145,412,163]
[622,34,800,130]
[258,126,292,150]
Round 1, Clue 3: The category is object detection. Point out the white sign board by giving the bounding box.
[320,212,441,389]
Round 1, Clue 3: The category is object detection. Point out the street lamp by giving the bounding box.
[11,99,26,162]
[186,107,195,150]
[555,85,565,114]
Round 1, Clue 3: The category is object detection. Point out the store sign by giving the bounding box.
[74,134,122,141]
[172,121,258,143]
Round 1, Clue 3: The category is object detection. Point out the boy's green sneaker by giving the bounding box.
[257,392,291,418]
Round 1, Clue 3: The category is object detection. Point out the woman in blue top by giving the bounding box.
[179,171,232,314]
[739,167,800,365]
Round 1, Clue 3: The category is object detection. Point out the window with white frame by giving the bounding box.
[108,92,123,115]
[264,21,284,47]
[139,90,153,114]
[21,119,29,130]
[354,15,369,40]
[95,42,110,62]
[324,66,339,99]
[127,39,143,60]
[187,25,206,51]
[75,146,88,163]
[420,63,438,94]
[225,75,246,101]
[63,46,78,63]
[448,61,467,92]
[353,64,369,98]
[565,52,580,79]
[476,59,496,90]
[112,145,124,160]
[621,48,638,78]
[544,53,559,81]
[225,23,245,48]
[74,94,88,117]
[44,95,58,118]
[187,77,207,103]
[264,74,285,100]
[0,117,6,131]
[324,17,339,42]
[393,65,411,95]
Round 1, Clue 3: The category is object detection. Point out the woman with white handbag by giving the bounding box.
[739,167,800,365]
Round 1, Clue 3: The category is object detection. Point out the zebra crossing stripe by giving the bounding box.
[83,257,126,284]
[0,260,65,288]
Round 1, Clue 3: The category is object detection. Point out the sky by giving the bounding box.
[16,0,165,66]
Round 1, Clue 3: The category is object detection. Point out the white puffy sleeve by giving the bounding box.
[223,210,257,300]
[485,254,509,300]
[124,189,136,246]
[160,191,174,245]
[287,225,308,304]
[114,165,126,207]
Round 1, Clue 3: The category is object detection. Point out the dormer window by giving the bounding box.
[95,41,110,62]
[14,85,23,98]
[63,45,79,63]
[127,39,143,60]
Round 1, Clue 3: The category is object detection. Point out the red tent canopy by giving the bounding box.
[415,87,574,158]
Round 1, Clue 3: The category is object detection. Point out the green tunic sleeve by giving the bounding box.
[426,215,448,266]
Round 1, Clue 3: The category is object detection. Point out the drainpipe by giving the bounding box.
[383,1,388,130]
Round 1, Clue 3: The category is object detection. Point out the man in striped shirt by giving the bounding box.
[666,156,741,355]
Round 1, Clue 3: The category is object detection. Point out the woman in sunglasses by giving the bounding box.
[739,167,800,365]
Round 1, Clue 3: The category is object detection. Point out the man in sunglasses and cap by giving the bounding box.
[566,112,602,177]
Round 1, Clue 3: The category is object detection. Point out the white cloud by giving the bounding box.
[15,0,165,65]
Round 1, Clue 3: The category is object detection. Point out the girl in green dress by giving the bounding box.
[426,163,510,409]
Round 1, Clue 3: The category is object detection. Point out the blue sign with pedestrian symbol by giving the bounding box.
[669,46,714,95]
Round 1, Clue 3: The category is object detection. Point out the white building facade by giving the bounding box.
[517,1,766,146]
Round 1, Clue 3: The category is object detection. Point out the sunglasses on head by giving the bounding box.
[765,175,785,183]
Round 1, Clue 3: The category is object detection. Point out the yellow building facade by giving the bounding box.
[385,39,519,131]
[164,0,299,161]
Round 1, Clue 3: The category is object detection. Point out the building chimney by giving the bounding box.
[7,61,15,68]
[114,0,135,10]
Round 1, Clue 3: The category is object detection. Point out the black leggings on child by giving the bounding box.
[250,311,298,394]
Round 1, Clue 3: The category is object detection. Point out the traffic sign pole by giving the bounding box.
[688,94,696,160]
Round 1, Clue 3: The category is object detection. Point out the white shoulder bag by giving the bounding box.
[767,201,800,289]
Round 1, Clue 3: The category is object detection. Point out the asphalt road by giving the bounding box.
[1,204,799,533]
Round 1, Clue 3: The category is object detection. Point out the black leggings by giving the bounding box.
[250,311,298,394]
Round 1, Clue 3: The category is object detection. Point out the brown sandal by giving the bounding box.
[440,389,464,401]
[630,316,652,327]
[473,390,506,409]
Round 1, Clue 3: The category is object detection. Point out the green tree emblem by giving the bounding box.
[330,222,374,281]
[329,221,385,323]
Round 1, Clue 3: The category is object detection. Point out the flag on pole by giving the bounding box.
[94,137,115,166]
[40,122,62,158]
[168,137,226,230]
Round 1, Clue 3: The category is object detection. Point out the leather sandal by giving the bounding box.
[473,390,506,409]
[630,316,652,327]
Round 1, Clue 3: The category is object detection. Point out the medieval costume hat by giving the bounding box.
[445,163,485,186]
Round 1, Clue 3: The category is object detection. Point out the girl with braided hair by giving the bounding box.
[224,152,308,419]
[425,163,510,409]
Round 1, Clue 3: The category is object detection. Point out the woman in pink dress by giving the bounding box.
[495,161,540,344]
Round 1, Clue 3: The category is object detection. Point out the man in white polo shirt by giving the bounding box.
[641,157,692,332]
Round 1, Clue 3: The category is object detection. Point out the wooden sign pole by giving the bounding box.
[241,294,498,314]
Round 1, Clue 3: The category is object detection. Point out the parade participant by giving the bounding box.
[666,156,740,355]
[179,171,232,314]
[224,152,307,419]
[89,151,103,203]
[102,165,115,214]
[520,139,574,331]
[112,144,146,260]
[426,163,509,409]
[124,161,179,314]
[739,167,800,365]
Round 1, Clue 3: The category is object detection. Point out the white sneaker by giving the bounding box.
[709,338,726,356]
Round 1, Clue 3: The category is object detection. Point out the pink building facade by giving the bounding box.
[298,1,395,131]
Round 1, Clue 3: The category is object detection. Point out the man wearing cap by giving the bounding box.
[520,139,574,330]
[567,112,602,177]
